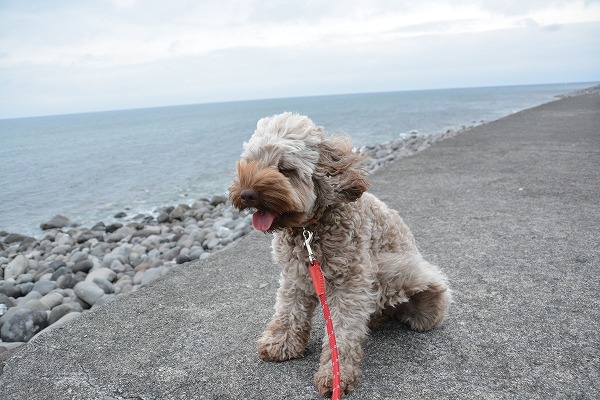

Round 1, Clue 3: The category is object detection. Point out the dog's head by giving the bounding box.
[229,112,369,232]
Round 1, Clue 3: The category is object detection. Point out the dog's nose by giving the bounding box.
[240,188,259,206]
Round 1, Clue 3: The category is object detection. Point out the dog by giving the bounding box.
[229,112,450,397]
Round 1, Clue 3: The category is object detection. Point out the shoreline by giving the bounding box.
[1,83,599,348]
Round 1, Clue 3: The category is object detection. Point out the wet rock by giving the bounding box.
[1,308,48,342]
[170,204,190,221]
[210,195,228,206]
[3,233,35,245]
[157,210,171,223]
[75,230,97,244]
[105,223,123,233]
[40,215,70,230]
[91,222,106,231]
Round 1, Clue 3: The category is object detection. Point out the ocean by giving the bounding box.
[0,82,595,237]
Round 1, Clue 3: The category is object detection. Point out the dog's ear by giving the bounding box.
[315,134,369,204]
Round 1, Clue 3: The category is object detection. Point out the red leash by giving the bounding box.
[303,229,341,400]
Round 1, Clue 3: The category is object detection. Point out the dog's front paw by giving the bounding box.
[314,364,359,397]
[257,330,305,362]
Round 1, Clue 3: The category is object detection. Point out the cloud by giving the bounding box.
[0,0,599,118]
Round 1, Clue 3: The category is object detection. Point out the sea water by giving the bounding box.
[0,82,595,236]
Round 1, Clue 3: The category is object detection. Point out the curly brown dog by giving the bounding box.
[229,112,450,397]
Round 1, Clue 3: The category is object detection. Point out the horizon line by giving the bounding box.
[1,80,598,121]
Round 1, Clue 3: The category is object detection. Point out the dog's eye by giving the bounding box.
[278,166,295,177]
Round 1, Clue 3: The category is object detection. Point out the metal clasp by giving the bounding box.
[302,228,316,264]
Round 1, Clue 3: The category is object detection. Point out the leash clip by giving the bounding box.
[302,228,316,264]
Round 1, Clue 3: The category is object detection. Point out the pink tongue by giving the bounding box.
[252,210,277,232]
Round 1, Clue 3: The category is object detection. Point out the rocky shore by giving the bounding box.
[0,126,465,352]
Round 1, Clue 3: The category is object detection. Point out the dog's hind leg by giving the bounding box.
[379,253,451,332]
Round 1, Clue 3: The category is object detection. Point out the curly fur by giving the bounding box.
[229,112,450,397]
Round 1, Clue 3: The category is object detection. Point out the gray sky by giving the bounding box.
[1,0,599,119]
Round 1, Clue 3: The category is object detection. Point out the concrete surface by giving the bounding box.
[0,90,598,399]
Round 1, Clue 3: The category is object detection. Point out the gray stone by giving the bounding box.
[19,282,35,296]
[51,311,81,327]
[106,232,126,243]
[47,260,66,271]
[0,293,15,308]
[69,251,89,264]
[50,245,71,255]
[0,306,19,329]
[86,267,117,283]
[56,274,75,289]
[40,292,64,309]
[157,210,170,223]
[109,259,125,273]
[210,195,228,206]
[132,270,144,285]
[72,259,94,273]
[188,247,205,260]
[0,282,21,298]
[40,215,70,230]
[114,283,132,295]
[55,233,73,246]
[32,280,56,296]
[176,255,191,264]
[204,238,220,250]
[163,247,180,261]
[64,301,83,313]
[169,204,190,221]
[74,281,104,306]
[50,266,67,281]
[3,233,35,245]
[1,308,48,342]
[4,255,28,280]
[105,223,123,233]
[130,229,154,239]
[91,222,105,231]
[48,304,73,325]
[25,299,49,312]
[33,268,53,282]
[141,234,162,248]
[90,243,109,257]
[19,290,42,303]
[92,277,113,294]
[75,230,96,244]
[16,273,34,284]
[141,266,168,285]
[93,294,116,308]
